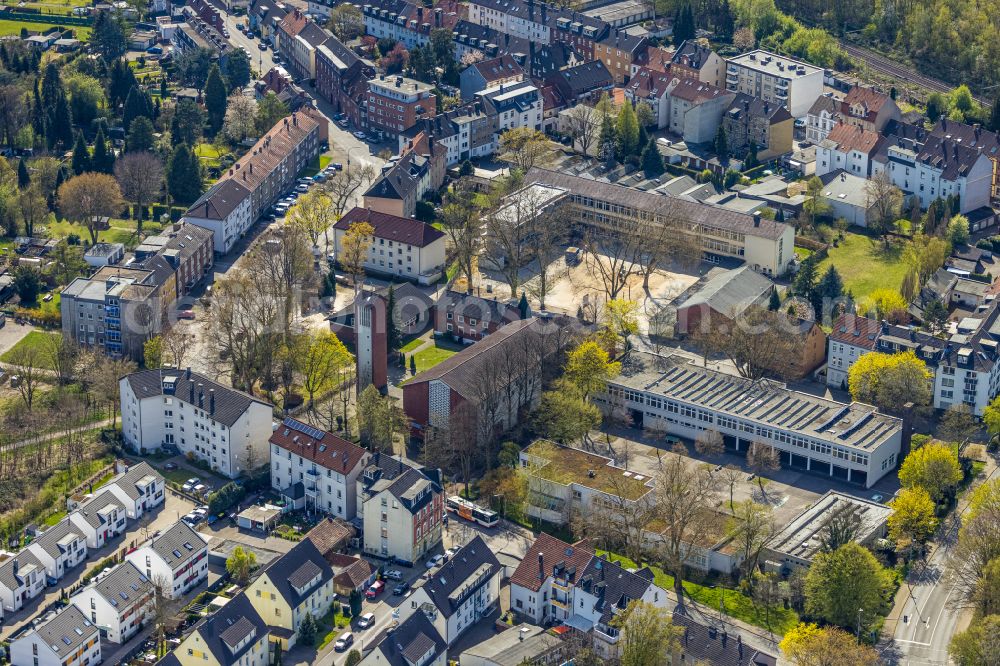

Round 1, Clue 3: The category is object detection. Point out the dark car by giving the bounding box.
[392,581,410,596]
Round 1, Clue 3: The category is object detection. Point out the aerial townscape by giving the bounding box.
[2,0,1000,665]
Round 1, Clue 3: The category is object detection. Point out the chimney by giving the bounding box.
[12,559,18,575]
[186,367,191,379]
[753,212,761,227]
[198,384,204,408]
[249,163,253,174]
[538,552,544,579]
[209,389,215,414]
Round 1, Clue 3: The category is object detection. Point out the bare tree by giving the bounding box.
[323,164,375,221]
[865,171,903,246]
[746,441,780,497]
[653,444,720,598]
[254,224,315,338]
[440,179,482,293]
[114,152,164,235]
[0,85,26,149]
[339,220,374,293]
[579,224,647,300]
[222,94,259,143]
[641,218,702,290]
[211,267,282,393]
[41,334,78,386]
[719,464,743,514]
[6,343,44,411]
[524,197,571,309]
[90,355,137,427]
[498,127,558,172]
[287,188,334,254]
[160,326,190,369]
[694,429,725,458]
[17,186,49,238]
[728,500,776,580]
[563,103,600,156]
[583,473,656,564]
[712,306,799,381]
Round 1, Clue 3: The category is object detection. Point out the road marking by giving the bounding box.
[895,639,932,646]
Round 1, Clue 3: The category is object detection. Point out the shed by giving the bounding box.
[236,505,281,532]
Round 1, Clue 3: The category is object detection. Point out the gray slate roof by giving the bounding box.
[186,179,251,221]
[265,539,333,608]
[679,266,774,316]
[86,561,152,608]
[33,519,86,559]
[191,592,266,663]
[111,462,162,502]
[73,489,124,529]
[124,368,272,427]
[366,604,446,666]
[148,521,206,569]
[0,551,44,591]
[25,605,98,659]
[416,535,500,618]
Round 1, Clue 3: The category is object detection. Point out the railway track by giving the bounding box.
[839,41,990,106]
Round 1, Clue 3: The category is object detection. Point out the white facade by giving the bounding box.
[827,337,876,389]
[67,494,127,550]
[725,50,824,118]
[269,443,370,521]
[332,226,447,285]
[816,140,875,178]
[875,145,993,214]
[100,463,166,520]
[806,105,839,144]
[120,372,274,479]
[0,555,46,615]
[125,527,208,600]
[478,82,543,134]
[467,0,549,43]
[26,523,88,581]
[182,183,253,255]
[71,563,154,644]
[9,607,101,666]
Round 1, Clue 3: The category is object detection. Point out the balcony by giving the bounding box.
[552,578,571,591]
[594,624,620,644]
[550,597,569,610]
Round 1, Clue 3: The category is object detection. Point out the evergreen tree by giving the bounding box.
[47,92,74,150]
[204,64,228,135]
[640,137,664,177]
[160,77,168,99]
[71,133,91,175]
[123,85,153,132]
[768,288,781,311]
[714,125,728,163]
[108,59,137,107]
[17,157,29,189]
[818,265,844,300]
[793,255,818,297]
[40,62,61,110]
[775,208,784,222]
[127,116,156,153]
[90,10,127,60]
[598,113,617,163]
[410,355,416,375]
[518,292,530,319]
[225,49,252,91]
[91,128,114,174]
[890,86,897,101]
[31,83,44,139]
[171,99,206,146]
[637,123,649,152]
[717,0,734,41]
[615,102,640,159]
[167,143,203,206]
[745,142,758,169]
[386,286,400,351]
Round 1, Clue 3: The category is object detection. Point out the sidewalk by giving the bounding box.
[0,418,114,452]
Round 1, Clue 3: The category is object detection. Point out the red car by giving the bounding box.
[365,580,385,599]
[177,310,196,320]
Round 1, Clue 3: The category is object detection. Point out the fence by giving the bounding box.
[0,8,93,25]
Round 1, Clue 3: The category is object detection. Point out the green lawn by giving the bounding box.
[0,331,62,368]
[399,337,426,353]
[411,339,462,373]
[316,608,353,649]
[0,20,91,39]
[816,231,909,299]
[597,550,800,636]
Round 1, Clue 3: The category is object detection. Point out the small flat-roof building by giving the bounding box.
[764,490,893,571]
[84,242,125,267]
[237,505,282,532]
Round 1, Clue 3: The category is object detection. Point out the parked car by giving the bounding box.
[425,554,445,569]
[177,309,195,320]
[332,163,343,170]
[163,462,178,471]
[258,42,267,50]
[193,483,208,495]
[338,119,349,128]
[295,184,310,193]
[353,131,366,140]
[357,612,376,628]
[384,569,403,581]
[445,546,460,558]
[334,632,354,652]
[393,581,410,596]
[365,580,385,599]
[181,478,200,492]
[181,513,201,524]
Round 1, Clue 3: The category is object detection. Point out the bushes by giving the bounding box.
[207,482,245,515]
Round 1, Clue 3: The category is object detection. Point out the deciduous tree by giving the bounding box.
[339,220,374,289]
[613,601,683,666]
[848,350,932,413]
[780,623,880,666]
[114,151,163,233]
[804,543,893,632]
[898,441,962,502]
[887,487,938,551]
[498,127,557,172]
[57,173,125,245]
[564,340,621,398]
[225,546,256,585]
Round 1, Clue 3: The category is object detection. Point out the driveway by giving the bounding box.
[0,319,33,356]
[0,492,195,640]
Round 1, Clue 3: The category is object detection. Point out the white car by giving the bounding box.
[384,569,403,581]
[334,632,354,652]
[193,483,208,495]
[357,612,376,629]
[445,546,460,558]
[425,554,445,569]
[353,131,366,140]
[181,478,200,492]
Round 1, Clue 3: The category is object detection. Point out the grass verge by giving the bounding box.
[816,230,909,299]
[0,330,63,368]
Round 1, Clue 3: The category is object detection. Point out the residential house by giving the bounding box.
[183,179,253,256]
[332,207,447,285]
[132,222,214,299]
[400,536,501,646]
[547,61,613,105]
[549,9,609,60]
[521,168,795,275]
[9,605,100,666]
[671,613,778,666]
[25,519,88,581]
[367,75,437,140]
[363,143,441,219]
[245,539,334,649]
[356,452,444,565]
[0,552,46,615]
[283,21,329,80]
[930,118,1000,203]
[403,102,497,166]
[594,30,646,84]
[328,554,376,597]
[477,80,543,134]
[125,521,208,600]
[170,593,269,666]
[99,461,166,520]
[269,416,370,520]
[67,490,127,550]
[805,93,842,145]
[357,610,447,666]
[722,94,794,162]
[460,55,525,100]
[84,242,125,267]
[670,40,724,88]
[432,289,522,343]
[665,78,734,144]
[675,266,774,336]
[274,7,308,62]
[459,623,568,666]
[816,123,883,178]
[120,368,274,479]
[601,351,904,487]
[71,561,154,644]
[725,50,824,118]
[315,35,375,130]
[363,0,459,49]
[624,68,675,129]
[840,86,900,134]
[466,0,552,43]
[819,170,878,228]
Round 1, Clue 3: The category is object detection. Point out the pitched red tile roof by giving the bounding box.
[336,207,445,248]
[841,86,893,124]
[829,313,881,349]
[825,122,882,155]
[509,533,595,592]
[305,518,355,555]
[269,417,368,474]
[625,67,674,99]
[669,77,729,104]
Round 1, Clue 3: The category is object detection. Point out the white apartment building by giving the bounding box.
[120,368,274,479]
[805,93,841,144]
[183,179,253,255]
[332,207,447,285]
[815,123,882,178]
[71,561,154,644]
[601,352,904,488]
[0,552,46,615]
[466,0,550,43]
[10,606,100,666]
[26,520,88,581]
[826,314,882,388]
[356,453,444,565]
[125,521,208,600]
[270,417,370,520]
[477,81,543,134]
[400,536,501,645]
[67,490,127,550]
[725,50,824,118]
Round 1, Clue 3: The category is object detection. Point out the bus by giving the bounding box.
[446,495,499,528]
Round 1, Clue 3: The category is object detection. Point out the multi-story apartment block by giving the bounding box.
[460,54,525,100]
[666,78,735,144]
[0,552,46,615]
[332,207,447,285]
[816,122,883,178]
[929,118,1000,203]
[356,453,444,565]
[624,67,675,129]
[367,75,437,139]
[362,0,460,49]
[670,40,725,88]
[521,168,795,275]
[805,93,842,145]
[467,0,551,43]
[725,50,824,118]
[594,30,646,84]
[120,368,274,479]
[60,266,166,361]
[509,534,670,659]
[67,489,127,549]
[282,20,328,80]
[245,540,334,649]
[186,108,324,241]
[401,536,501,645]
[722,93,794,161]
[546,60,614,104]
[131,222,214,299]
[125,521,208,600]
[840,85,900,134]
[269,417,370,520]
[26,519,88,580]
[364,137,444,218]
[403,102,497,166]
[826,314,882,389]
[477,80,543,133]
[600,351,904,487]
[169,592,269,666]
[315,35,376,130]
[71,561,154,644]
[358,611,447,666]
[10,605,100,666]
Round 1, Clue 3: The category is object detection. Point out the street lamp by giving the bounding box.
[856,608,864,644]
